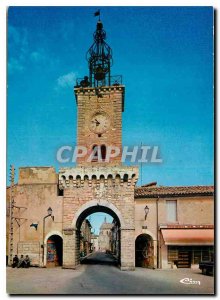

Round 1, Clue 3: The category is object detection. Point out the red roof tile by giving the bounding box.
[135,185,214,198]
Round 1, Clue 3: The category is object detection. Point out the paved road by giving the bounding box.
[7,252,214,295]
[81,251,118,265]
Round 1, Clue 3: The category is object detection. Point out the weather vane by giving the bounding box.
[94,9,101,21]
[85,9,113,87]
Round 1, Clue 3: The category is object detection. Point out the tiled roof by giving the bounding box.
[135,185,214,198]
[159,224,214,229]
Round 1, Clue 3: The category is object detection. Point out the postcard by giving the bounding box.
[6,6,214,295]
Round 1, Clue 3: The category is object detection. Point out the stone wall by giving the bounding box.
[60,165,138,270]
[8,167,63,266]
[75,86,124,165]
[18,167,58,185]
[18,241,41,266]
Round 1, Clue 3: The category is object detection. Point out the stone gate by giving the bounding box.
[59,166,138,270]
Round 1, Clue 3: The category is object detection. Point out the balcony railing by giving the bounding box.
[75,75,123,88]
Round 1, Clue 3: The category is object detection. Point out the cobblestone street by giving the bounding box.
[7,253,214,295]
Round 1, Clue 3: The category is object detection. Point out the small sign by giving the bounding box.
[63,228,74,235]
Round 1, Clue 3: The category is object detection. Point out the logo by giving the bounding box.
[180,278,200,285]
[56,145,163,164]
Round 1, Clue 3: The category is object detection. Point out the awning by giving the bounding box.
[161,229,214,246]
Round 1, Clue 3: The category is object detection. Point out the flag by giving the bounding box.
[94,10,100,17]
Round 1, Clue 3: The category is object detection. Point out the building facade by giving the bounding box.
[98,222,113,252]
[80,219,92,257]
[109,220,120,258]
[91,234,99,252]
[134,183,214,269]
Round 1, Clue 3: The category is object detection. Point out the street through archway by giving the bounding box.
[81,251,118,266]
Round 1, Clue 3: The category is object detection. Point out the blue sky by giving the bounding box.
[7,7,213,231]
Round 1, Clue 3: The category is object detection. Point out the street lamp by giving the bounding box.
[47,207,52,216]
[42,207,54,265]
[144,205,150,220]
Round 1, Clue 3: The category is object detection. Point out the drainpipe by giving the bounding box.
[156,196,159,268]
[42,214,54,265]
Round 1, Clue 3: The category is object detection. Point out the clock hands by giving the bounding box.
[90,113,109,134]
[92,119,100,126]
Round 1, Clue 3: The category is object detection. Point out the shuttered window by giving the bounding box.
[166,200,177,222]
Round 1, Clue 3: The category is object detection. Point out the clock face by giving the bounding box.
[89,112,110,134]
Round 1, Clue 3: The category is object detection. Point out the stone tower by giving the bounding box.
[75,21,124,166]
[75,84,124,165]
[59,18,138,270]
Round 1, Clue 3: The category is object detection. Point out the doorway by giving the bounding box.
[135,234,154,268]
[47,235,63,267]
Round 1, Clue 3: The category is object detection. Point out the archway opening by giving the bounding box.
[135,234,154,268]
[47,235,63,267]
[75,205,121,266]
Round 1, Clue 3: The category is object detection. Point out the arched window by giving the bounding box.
[84,175,89,187]
[115,174,121,185]
[101,144,106,161]
[76,175,81,188]
[91,145,98,162]
[100,175,105,182]
[107,174,113,187]
[123,174,129,182]
[91,175,97,186]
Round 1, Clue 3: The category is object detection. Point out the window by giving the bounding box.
[166,200,177,222]
[101,145,106,160]
[190,246,213,264]
[91,145,106,162]
[193,249,201,264]
[168,246,214,265]
[91,145,98,162]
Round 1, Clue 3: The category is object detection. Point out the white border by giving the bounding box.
[2,2,218,299]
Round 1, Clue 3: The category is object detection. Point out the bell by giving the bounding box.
[94,66,106,81]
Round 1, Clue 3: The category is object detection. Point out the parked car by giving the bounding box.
[199,261,214,275]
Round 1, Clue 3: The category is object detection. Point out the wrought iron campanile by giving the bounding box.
[86,20,113,87]
[76,18,122,88]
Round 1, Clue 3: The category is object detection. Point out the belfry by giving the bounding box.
[59,18,138,270]
[74,19,124,165]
